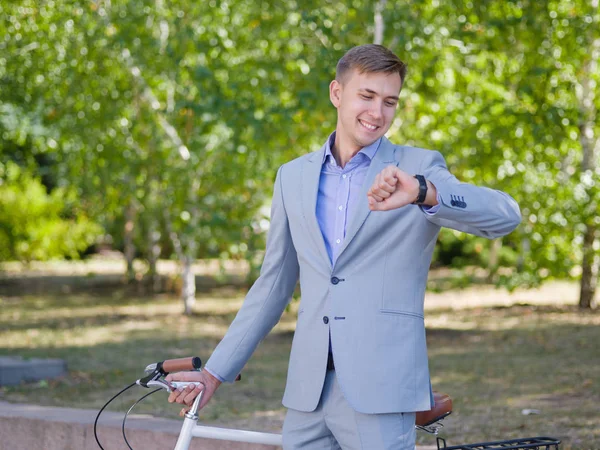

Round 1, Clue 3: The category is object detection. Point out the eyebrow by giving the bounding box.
[359,88,399,101]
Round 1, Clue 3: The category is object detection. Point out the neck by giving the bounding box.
[332,132,361,169]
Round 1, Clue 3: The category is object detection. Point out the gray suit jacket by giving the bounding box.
[205,137,521,414]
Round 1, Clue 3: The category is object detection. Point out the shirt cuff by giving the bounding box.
[204,367,226,383]
[421,193,442,215]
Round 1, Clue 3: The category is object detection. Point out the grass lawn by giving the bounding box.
[0,270,598,449]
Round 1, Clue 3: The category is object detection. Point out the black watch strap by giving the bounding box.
[412,175,428,205]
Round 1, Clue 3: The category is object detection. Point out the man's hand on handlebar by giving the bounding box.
[166,370,221,416]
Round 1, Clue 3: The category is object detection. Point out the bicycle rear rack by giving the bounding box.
[437,436,560,450]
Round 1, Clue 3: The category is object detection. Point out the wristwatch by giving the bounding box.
[412,175,428,205]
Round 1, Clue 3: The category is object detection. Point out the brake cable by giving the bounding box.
[122,387,162,450]
[94,357,202,449]
[94,382,137,450]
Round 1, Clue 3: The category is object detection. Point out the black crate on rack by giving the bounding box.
[437,436,560,450]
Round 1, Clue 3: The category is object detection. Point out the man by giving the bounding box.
[167,44,521,449]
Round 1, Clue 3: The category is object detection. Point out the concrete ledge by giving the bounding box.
[0,401,279,450]
[0,356,67,386]
[0,401,438,450]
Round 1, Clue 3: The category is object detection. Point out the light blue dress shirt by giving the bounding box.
[316,133,381,265]
[316,132,439,265]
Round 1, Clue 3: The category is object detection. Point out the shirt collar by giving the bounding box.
[322,131,382,166]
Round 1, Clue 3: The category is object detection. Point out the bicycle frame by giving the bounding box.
[170,392,446,449]
[169,381,451,448]
[173,389,283,450]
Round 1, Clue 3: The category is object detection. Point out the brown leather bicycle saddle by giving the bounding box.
[415,392,453,427]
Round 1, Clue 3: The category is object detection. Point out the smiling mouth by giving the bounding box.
[359,119,379,131]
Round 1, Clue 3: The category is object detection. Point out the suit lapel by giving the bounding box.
[336,137,396,260]
[302,145,332,269]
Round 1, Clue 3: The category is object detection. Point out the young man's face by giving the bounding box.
[329,69,402,152]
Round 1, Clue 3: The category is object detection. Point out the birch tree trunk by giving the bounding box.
[487,239,502,283]
[124,200,136,283]
[147,223,161,293]
[178,177,201,315]
[181,255,196,315]
[373,0,387,45]
[576,35,599,309]
[517,237,529,273]
[579,227,598,309]
[164,209,197,315]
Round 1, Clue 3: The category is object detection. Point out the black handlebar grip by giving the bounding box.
[161,357,202,373]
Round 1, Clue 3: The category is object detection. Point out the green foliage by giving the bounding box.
[0,0,598,300]
[0,162,101,262]
[378,0,599,292]
[434,229,518,269]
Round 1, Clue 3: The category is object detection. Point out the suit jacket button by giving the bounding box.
[323,316,329,324]
[450,200,456,207]
[331,277,339,285]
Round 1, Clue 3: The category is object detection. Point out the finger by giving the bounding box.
[174,383,199,404]
[369,199,392,211]
[376,179,394,197]
[367,190,384,202]
[370,173,381,193]
[178,384,195,405]
[372,174,395,196]
[382,168,399,186]
[174,385,195,404]
[179,406,190,417]
[368,191,384,202]
[174,391,186,404]
[183,384,204,406]
[169,385,189,403]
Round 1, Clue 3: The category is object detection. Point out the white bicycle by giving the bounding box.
[94,357,559,450]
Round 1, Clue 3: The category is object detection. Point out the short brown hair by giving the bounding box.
[335,44,407,85]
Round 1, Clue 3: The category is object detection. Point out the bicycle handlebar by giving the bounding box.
[162,357,202,373]
[139,357,240,392]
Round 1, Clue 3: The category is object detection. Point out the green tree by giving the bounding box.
[2,0,597,311]
[0,161,100,262]
[376,0,599,308]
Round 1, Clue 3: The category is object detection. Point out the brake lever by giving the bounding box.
[140,379,171,391]
[140,379,202,392]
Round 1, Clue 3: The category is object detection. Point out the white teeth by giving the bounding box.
[360,120,377,131]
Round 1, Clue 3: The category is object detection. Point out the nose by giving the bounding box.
[368,101,384,120]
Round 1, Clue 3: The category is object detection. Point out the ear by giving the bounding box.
[329,79,342,108]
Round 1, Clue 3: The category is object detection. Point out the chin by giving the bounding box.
[356,133,382,147]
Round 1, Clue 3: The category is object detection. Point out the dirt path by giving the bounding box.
[424,280,589,310]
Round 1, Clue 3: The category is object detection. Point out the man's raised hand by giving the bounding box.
[367,165,420,211]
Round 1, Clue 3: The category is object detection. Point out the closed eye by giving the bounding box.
[360,94,373,100]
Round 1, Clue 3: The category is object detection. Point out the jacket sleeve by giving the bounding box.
[420,151,522,239]
[205,165,300,382]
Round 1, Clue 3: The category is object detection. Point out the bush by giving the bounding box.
[0,161,102,262]
[433,228,519,268]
